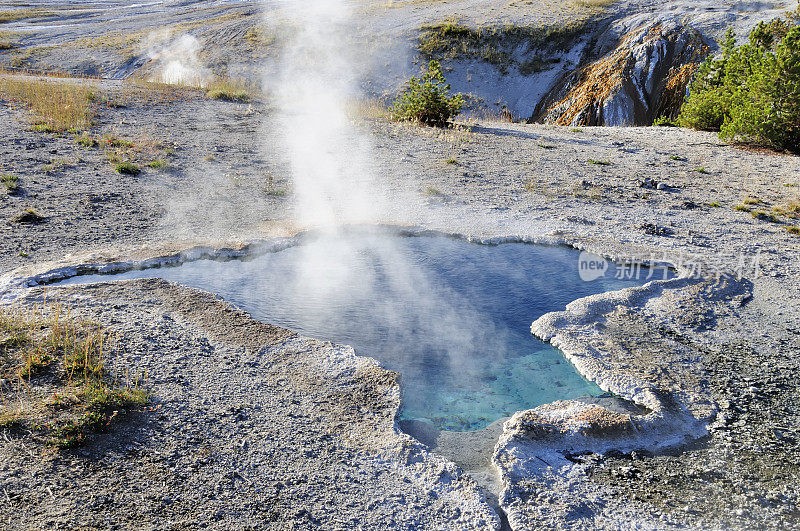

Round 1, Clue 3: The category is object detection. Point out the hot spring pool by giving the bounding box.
[55,233,668,430]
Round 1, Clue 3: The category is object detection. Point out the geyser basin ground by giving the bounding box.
[57,232,667,430]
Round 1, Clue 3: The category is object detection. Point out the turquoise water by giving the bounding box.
[56,233,665,430]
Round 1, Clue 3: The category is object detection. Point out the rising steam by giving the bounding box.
[266,0,508,425]
[144,31,210,87]
[268,0,384,227]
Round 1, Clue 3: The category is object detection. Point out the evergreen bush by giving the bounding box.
[678,5,800,152]
[390,60,464,127]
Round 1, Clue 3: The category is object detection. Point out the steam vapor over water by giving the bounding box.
[265,0,555,429]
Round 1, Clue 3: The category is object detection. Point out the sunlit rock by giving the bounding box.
[531,17,709,126]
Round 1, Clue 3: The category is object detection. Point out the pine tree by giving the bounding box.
[390,61,465,127]
[678,6,800,152]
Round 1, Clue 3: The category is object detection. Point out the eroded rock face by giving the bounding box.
[531,17,709,126]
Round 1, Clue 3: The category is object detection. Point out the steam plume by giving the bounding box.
[145,31,210,87]
[265,0,509,427]
[269,0,384,227]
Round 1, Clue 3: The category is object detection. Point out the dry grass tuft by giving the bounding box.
[0,301,148,449]
[126,75,255,103]
[206,78,253,102]
[418,18,589,75]
[1,174,19,194]
[571,0,616,9]
[95,131,174,172]
[0,9,55,24]
[772,198,800,219]
[243,25,276,50]
[751,210,780,223]
[122,77,200,105]
[114,162,140,176]
[346,97,390,119]
[11,208,44,224]
[0,75,94,131]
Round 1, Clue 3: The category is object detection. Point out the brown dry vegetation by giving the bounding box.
[0,75,94,131]
[0,9,55,24]
[773,198,800,219]
[71,31,145,52]
[74,130,177,172]
[0,32,19,50]
[418,18,590,74]
[126,75,255,103]
[122,77,203,105]
[347,97,390,120]
[243,25,276,50]
[0,302,148,449]
[572,0,616,8]
[206,77,254,102]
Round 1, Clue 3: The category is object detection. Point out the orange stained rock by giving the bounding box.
[541,22,709,126]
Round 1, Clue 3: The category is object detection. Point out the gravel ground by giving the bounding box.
[1,280,497,529]
[1,72,799,528]
[0,78,286,269]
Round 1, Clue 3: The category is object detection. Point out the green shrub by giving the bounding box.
[678,6,800,152]
[75,134,98,147]
[1,174,19,194]
[653,116,678,126]
[115,162,140,175]
[390,60,464,127]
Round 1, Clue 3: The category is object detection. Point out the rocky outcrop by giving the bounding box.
[530,17,709,126]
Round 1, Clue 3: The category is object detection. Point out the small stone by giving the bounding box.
[640,223,673,236]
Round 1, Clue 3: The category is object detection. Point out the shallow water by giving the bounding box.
[57,233,667,430]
